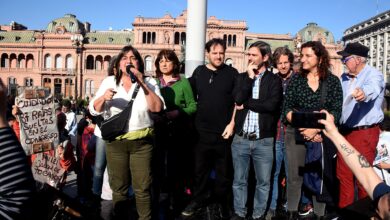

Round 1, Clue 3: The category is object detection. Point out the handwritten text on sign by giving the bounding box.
[16,96,58,155]
[32,153,65,188]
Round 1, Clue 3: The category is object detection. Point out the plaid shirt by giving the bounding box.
[243,72,264,138]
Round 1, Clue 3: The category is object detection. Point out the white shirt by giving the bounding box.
[89,75,164,133]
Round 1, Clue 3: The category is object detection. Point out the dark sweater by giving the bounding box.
[189,64,251,133]
[234,70,283,139]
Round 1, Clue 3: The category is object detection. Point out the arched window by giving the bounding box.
[225,58,233,67]
[144,56,153,72]
[174,32,180,45]
[228,35,232,47]
[223,34,227,45]
[10,54,17,68]
[44,54,51,69]
[55,54,62,69]
[18,54,25,68]
[86,55,94,70]
[180,32,186,45]
[104,56,111,70]
[65,54,73,70]
[96,55,103,70]
[233,35,237,47]
[24,78,33,87]
[26,54,34,69]
[1,54,9,68]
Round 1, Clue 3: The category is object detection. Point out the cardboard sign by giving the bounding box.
[16,87,58,155]
[31,153,65,189]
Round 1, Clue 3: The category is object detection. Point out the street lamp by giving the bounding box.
[71,34,83,99]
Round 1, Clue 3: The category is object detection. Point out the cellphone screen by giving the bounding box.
[291,112,326,129]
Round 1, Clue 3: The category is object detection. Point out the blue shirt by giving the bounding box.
[243,72,264,138]
[340,64,385,127]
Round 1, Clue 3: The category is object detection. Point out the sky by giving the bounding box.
[0,0,390,41]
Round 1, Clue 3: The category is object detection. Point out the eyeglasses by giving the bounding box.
[341,56,354,64]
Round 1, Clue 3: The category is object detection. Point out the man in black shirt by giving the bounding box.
[182,38,251,219]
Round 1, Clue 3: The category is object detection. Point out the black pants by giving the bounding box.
[192,130,233,209]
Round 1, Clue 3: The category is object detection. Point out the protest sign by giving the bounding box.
[15,87,58,155]
[31,153,65,188]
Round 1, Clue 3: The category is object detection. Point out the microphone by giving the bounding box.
[126,64,137,83]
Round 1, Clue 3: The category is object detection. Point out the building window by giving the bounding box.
[86,55,94,70]
[25,78,33,87]
[233,35,237,47]
[152,32,156,44]
[55,54,62,69]
[15,36,21,41]
[44,54,51,69]
[145,56,152,72]
[65,78,73,97]
[1,54,9,68]
[85,79,95,96]
[8,77,16,85]
[108,37,114,43]
[225,58,233,67]
[180,32,186,45]
[66,55,73,70]
[142,32,147,44]
[147,32,151,44]
[174,32,180,45]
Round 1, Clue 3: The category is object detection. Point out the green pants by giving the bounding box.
[106,137,153,220]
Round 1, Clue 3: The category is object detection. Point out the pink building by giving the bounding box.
[0,11,342,99]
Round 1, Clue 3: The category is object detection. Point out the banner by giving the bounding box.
[15,87,58,155]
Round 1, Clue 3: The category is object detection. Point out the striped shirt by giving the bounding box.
[0,127,35,220]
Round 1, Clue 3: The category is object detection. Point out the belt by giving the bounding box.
[238,131,258,141]
[341,123,379,132]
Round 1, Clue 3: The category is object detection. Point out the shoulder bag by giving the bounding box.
[100,84,140,141]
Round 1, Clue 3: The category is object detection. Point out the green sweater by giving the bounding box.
[159,78,197,116]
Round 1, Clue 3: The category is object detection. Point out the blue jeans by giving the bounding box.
[92,136,107,196]
[231,135,274,218]
[270,140,287,210]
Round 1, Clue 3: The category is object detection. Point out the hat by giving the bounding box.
[337,42,369,58]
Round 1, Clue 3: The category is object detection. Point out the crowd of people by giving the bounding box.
[1,38,390,220]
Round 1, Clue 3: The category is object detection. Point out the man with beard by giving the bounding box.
[181,38,251,219]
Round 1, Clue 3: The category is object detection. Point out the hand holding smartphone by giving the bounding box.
[291,112,326,129]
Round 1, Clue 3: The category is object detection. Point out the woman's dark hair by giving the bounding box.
[154,49,180,78]
[300,41,330,80]
[107,55,118,76]
[249,40,272,68]
[272,46,294,69]
[114,46,144,85]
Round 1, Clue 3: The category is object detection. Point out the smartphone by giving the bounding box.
[291,112,326,129]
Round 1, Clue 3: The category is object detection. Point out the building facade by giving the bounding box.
[342,10,390,82]
[0,11,341,99]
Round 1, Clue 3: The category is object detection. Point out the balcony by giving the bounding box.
[40,68,76,76]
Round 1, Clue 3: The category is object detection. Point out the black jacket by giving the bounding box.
[234,70,283,139]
